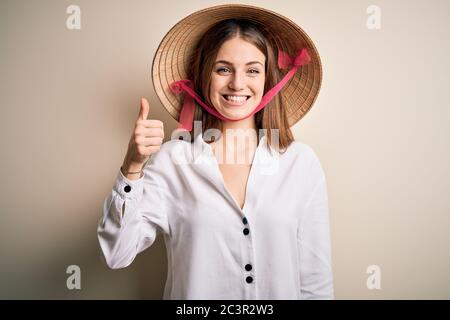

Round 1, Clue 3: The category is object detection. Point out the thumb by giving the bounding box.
[138,97,150,120]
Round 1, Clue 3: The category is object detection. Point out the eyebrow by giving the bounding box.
[214,60,264,67]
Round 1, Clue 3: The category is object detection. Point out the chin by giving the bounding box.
[220,108,254,120]
[217,103,258,119]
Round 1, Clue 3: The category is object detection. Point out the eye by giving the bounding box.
[216,67,231,74]
[248,69,260,74]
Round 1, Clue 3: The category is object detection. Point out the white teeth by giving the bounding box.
[224,95,248,102]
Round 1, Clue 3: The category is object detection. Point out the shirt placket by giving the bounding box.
[202,138,265,300]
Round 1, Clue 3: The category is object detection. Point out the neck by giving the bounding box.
[211,116,258,165]
[220,116,257,136]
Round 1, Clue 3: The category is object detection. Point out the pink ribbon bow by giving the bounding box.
[170,48,311,131]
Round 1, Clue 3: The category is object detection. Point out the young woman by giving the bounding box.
[97,5,333,300]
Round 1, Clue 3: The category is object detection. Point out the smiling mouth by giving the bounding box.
[221,95,251,106]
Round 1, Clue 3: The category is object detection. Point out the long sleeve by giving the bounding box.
[298,158,334,299]
[96,136,336,299]
[97,157,170,269]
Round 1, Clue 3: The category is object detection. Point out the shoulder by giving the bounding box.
[281,140,326,179]
[284,140,321,163]
[141,138,193,186]
[149,138,192,167]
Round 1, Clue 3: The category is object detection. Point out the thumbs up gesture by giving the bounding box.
[122,98,164,174]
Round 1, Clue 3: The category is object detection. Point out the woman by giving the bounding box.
[97,4,333,300]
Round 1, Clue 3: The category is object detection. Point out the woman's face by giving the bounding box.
[209,36,266,120]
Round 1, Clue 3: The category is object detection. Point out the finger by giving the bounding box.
[136,119,164,128]
[138,97,150,120]
[136,136,164,146]
[139,145,161,155]
[135,127,164,138]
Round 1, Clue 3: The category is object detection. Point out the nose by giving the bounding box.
[228,73,245,91]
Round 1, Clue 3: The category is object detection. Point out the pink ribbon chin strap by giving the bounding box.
[169,48,311,131]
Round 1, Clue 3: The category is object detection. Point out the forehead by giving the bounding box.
[215,37,265,63]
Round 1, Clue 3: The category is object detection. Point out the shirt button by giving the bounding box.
[245,264,252,271]
[242,217,248,225]
[246,276,253,284]
[124,185,131,193]
[243,228,250,236]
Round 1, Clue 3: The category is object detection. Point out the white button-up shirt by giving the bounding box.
[97,133,334,299]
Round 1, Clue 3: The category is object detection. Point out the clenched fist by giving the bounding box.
[121,98,164,177]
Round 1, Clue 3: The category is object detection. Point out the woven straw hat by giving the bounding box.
[152,4,322,127]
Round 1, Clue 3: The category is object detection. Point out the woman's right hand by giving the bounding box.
[122,98,164,172]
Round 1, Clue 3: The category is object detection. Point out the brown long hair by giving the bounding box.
[188,19,294,153]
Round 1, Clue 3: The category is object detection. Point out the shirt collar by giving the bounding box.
[192,132,278,175]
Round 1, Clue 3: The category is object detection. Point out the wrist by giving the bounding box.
[121,157,150,178]
[122,158,146,172]
[120,165,144,180]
